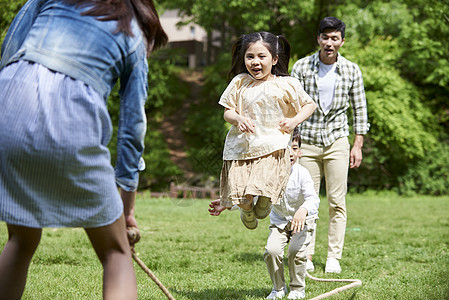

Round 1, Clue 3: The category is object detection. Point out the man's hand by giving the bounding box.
[350,134,364,168]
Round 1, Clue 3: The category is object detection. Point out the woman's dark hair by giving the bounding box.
[228,32,291,80]
[318,16,346,39]
[62,0,168,54]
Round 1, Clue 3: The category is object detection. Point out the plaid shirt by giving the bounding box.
[291,51,369,147]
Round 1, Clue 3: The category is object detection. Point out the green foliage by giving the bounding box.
[183,54,230,182]
[147,49,190,119]
[398,142,449,196]
[107,49,188,191]
[158,0,449,194]
[0,0,27,43]
[141,123,183,190]
[343,37,446,192]
[399,0,449,90]
[2,1,449,194]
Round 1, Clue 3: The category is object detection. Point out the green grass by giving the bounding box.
[1,192,448,299]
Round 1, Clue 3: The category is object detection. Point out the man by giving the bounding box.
[291,16,369,274]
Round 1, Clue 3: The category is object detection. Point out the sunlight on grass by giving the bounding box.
[1,192,448,299]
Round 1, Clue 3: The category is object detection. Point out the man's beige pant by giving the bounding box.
[299,137,350,259]
[263,219,316,293]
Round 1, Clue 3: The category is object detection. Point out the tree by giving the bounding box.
[0,0,27,43]
[161,0,449,194]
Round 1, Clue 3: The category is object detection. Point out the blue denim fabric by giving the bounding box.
[0,0,149,191]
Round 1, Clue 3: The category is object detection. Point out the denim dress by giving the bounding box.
[0,0,148,228]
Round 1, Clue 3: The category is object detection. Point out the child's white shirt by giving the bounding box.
[270,163,320,229]
[219,73,314,160]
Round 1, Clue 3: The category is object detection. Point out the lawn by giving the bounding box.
[0,191,448,299]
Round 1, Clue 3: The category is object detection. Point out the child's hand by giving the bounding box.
[278,118,297,134]
[291,207,308,234]
[237,115,255,133]
[208,199,228,216]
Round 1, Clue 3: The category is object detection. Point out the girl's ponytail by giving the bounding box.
[228,36,245,80]
[273,35,290,76]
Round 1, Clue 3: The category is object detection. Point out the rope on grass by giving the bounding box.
[128,227,176,300]
[305,271,362,300]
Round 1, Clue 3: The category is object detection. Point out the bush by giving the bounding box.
[398,142,449,196]
[343,37,442,193]
[182,53,230,185]
[107,49,188,191]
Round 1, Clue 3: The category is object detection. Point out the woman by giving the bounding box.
[0,0,167,298]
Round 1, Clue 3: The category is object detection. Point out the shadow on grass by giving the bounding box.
[172,287,269,299]
[232,252,261,263]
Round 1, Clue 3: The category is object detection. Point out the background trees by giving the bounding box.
[158,0,449,195]
[1,0,448,194]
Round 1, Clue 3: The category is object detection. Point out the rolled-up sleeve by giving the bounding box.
[350,65,370,135]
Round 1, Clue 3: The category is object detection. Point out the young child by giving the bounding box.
[219,32,316,230]
[209,128,320,299]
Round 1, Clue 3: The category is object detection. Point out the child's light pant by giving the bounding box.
[264,219,316,292]
[299,137,350,259]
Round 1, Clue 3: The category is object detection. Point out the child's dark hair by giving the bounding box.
[292,127,301,147]
[228,32,291,80]
[318,16,346,39]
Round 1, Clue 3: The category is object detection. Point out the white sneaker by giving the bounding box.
[306,259,314,272]
[325,258,341,274]
[287,290,305,299]
[266,287,286,299]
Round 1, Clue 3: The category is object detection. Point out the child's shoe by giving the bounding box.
[287,290,305,299]
[240,207,258,229]
[325,258,341,274]
[254,196,272,219]
[306,259,314,272]
[266,286,287,299]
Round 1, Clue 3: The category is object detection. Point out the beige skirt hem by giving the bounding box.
[219,149,290,207]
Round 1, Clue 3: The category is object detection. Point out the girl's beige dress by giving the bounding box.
[219,73,314,207]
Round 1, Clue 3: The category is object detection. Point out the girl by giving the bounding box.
[0,0,167,299]
[219,32,316,230]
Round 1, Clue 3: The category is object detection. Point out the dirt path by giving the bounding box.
[159,70,204,179]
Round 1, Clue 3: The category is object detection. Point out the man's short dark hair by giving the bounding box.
[318,16,346,39]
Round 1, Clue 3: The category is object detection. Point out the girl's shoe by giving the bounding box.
[240,208,258,229]
[254,196,272,219]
